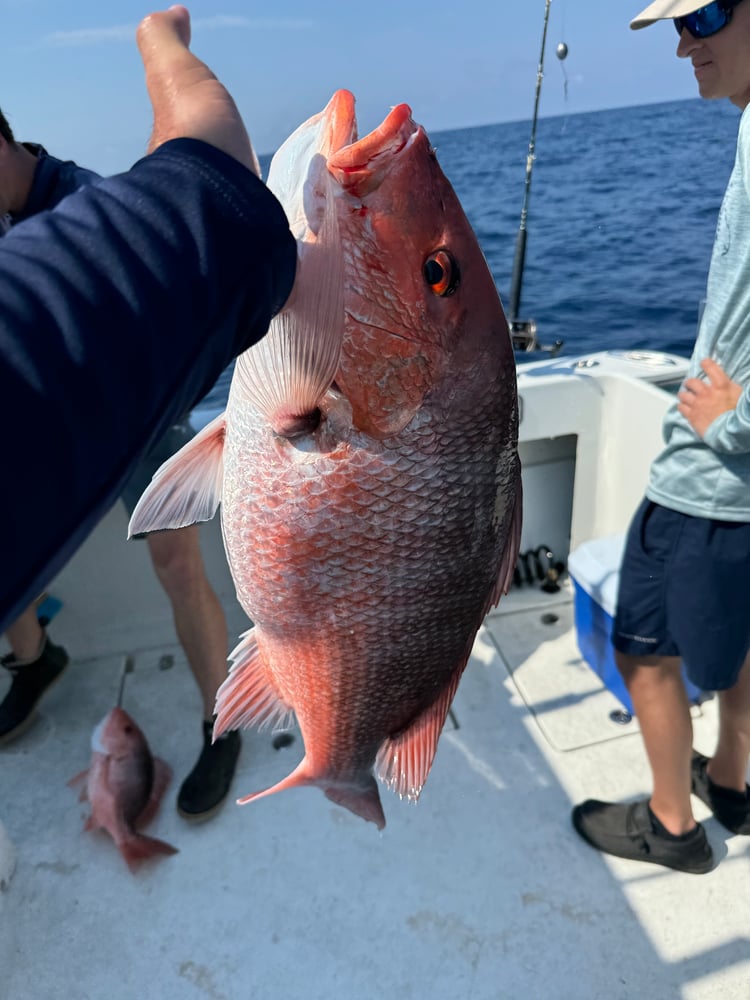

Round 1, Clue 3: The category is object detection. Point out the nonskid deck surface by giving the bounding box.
[1,586,749,1000]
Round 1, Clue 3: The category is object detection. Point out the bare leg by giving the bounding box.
[146,525,240,818]
[709,651,750,793]
[146,526,228,717]
[5,604,44,661]
[617,650,696,835]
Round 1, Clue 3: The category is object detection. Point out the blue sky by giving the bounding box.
[3,0,697,175]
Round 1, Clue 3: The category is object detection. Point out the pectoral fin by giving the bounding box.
[67,769,89,801]
[233,191,344,437]
[128,413,226,536]
[135,757,173,830]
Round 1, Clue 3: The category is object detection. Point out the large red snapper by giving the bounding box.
[69,707,177,871]
[130,90,521,829]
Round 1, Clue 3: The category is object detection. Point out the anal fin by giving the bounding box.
[376,669,463,802]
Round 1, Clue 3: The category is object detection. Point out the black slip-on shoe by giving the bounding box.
[177,721,241,822]
[691,751,750,836]
[0,637,70,745]
[572,798,714,874]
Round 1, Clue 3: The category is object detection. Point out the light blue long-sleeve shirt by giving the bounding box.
[647,105,750,521]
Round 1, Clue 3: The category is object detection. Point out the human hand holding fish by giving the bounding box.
[678,357,742,438]
[136,5,260,175]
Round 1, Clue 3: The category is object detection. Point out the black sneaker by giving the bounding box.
[0,637,69,745]
[572,798,714,874]
[691,751,750,835]
[177,721,241,821]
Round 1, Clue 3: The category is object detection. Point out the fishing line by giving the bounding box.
[556,0,570,132]
[558,43,569,102]
[558,0,569,101]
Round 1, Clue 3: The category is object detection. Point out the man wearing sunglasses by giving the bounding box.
[572,0,750,873]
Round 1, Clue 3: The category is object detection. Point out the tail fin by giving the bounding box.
[324,778,386,830]
[119,833,178,873]
[237,758,386,829]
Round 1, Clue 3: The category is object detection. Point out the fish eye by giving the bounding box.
[124,725,133,734]
[423,249,459,297]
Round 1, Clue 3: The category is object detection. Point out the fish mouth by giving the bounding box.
[266,90,422,236]
[90,706,128,752]
[91,713,110,753]
[324,90,421,196]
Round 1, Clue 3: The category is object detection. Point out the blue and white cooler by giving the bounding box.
[567,535,703,715]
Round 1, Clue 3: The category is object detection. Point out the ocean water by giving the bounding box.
[201,98,741,410]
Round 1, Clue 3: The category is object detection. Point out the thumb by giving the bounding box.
[137,7,199,134]
[136,4,192,57]
[136,6,259,173]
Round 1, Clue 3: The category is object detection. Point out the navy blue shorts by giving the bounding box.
[613,499,750,691]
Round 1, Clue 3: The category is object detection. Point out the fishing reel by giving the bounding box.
[510,319,564,357]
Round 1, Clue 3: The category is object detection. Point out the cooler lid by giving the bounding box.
[567,535,625,617]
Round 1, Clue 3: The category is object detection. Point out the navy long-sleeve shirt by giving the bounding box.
[0,138,296,630]
[10,142,101,224]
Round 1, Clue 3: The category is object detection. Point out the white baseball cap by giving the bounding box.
[630,0,709,30]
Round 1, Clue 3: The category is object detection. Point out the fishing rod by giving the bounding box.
[116,654,134,708]
[508,0,567,354]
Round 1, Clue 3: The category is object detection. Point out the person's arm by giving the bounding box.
[0,137,296,631]
[13,148,100,221]
[702,387,750,453]
[677,358,750,452]
[0,4,300,630]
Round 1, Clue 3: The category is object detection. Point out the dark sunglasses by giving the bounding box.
[674,0,744,38]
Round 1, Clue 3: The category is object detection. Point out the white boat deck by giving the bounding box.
[2,510,749,1000]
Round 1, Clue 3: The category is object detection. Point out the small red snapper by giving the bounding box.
[130,90,521,829]
[69,707,177,871]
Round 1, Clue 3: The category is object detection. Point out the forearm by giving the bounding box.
[703,387,750,453]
